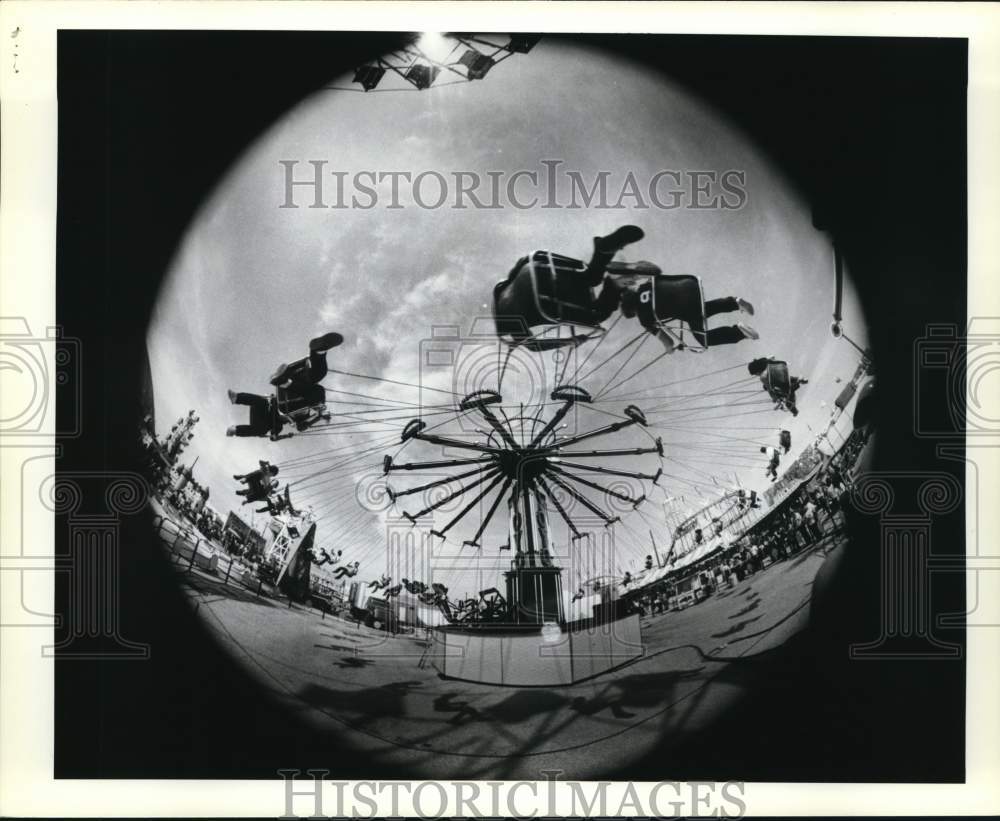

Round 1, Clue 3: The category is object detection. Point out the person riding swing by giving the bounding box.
[620,278,757,353]
[493,225,647,348]
[227,331,343,438]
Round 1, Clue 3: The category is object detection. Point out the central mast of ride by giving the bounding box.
[386,384,663,626]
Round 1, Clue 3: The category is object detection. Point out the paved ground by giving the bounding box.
[169,531,845,780]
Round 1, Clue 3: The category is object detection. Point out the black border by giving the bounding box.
[55,31,967,781]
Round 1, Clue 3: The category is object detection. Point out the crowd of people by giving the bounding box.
[151,481,226,546]
[625,436,863,617]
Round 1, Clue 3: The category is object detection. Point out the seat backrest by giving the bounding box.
[651,274,705,324]
[276,383,325,416]
[528,250,593,318]
[628,274,707,350]
[493,251,603,343]
[493,274,545,338]
[765,361,791,396]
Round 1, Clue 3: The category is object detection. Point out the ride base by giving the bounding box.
[429,611,643,687]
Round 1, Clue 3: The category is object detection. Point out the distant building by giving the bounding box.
[223,511,266,557]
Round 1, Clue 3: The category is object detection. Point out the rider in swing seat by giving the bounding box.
[226,392,286,440]
[261,485,297,517]
[313,548,342,567]
[493,225,646,345]
[761,446,781,481]
[236,482,276,504]
[332,560,360,580]
[620,278,758,352]
[748,358,808,415]
[235,470,279,505]
[226,331,343,438]
[271,331,343,431]
[234,461,278,488]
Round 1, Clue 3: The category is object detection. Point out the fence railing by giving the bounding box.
[151,512,267,597]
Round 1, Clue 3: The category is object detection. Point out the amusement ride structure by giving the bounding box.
[153,33,877,690]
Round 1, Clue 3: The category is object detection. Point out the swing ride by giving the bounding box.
[343,34,542,93]
[211,212,874,683]
[492,250,756,355]
[137,30,891,778]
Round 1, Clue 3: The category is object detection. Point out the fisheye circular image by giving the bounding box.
[141,35,873,779]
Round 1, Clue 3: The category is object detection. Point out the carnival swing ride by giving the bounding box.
[217,34,873,686]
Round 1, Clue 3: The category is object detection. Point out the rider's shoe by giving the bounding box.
[227,389,237,404]
[310,331,344,353]
[738,298,755,316]
[738,323,760,340]
[595,224,644,253]
[226,425,237,437]
[269,363,290,386]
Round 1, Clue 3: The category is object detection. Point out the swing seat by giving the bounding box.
[604,258,663,284]
[763,360,792,399]
[244,475,268,496]
[631,274,709,352]
[276,383,326,421]
[493,250,607,351]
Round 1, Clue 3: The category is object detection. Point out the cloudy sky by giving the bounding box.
[148,37,867,592]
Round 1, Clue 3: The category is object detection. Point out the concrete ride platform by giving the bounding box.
[431,615,643,686]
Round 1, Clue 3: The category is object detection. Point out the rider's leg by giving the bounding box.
[234,397,271,438]
[704,296,756,318]
[272,356,312,390]
[268,335,341,389]
[310,331,344,354]
[703,324,759,346]
[585,225,644,285]
[704,297,740,318]
[306,350,328,384]
[233,392,266,407]
[229,424,263,437]
[304,332,342,382]
[591,278,624,322]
